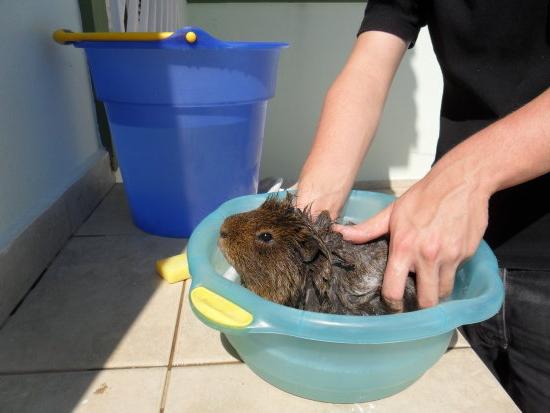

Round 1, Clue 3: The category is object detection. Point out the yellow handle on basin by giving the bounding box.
[190,286,253,328]
[53,29,174,44]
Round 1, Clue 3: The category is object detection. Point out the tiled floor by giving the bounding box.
[0,185,519,412]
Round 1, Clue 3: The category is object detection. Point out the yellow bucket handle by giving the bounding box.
[53,29,178,45]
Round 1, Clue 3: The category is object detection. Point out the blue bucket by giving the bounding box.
[70,27,288,237]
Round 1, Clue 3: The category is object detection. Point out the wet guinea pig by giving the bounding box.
[218,193,417,315]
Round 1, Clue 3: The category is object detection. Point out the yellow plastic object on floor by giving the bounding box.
[156,252,191,283]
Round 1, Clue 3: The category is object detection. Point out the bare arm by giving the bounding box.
[296,31,408,217]
[337,88,550,309]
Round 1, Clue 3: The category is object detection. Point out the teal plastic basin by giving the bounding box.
[188,190,504,403]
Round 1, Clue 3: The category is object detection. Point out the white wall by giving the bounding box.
[0,0,102,248]
[187,3,443,183]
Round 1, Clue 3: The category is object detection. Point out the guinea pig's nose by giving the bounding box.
[219,229,228,239]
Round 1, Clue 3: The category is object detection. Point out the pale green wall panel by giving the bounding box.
[186,3,443,183]
[0,0,102,248]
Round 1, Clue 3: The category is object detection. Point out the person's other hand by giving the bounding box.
[333,166,490,310]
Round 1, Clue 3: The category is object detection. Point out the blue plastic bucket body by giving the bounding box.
[73,27,287,237]
[107,101,267,237]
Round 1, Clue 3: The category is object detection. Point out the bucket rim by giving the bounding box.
[56,26,289,50]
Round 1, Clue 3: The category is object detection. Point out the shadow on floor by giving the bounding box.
[0,185,186,412]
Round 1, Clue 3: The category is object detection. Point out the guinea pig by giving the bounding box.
[218,193,417,315]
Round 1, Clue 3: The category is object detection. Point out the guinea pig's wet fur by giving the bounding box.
[218,193,417,315]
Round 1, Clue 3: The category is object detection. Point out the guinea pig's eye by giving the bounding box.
[257,232,273,243]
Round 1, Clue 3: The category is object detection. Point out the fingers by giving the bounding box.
[438,262,458,299]
[330,193,463,309]
[381,246,411,312]
[413,260,459,308]
[383,240,459,310]
[333,203,394,244]
[414,259,441,308]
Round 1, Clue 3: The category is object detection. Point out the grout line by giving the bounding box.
[159,279,187,413]
[167,280,187,368]
[0,348,474,378]
[2,243,66,328]
[5,268,48,321]
[159,370,172,413]
[73,233,154,238]
[72,234,112,238]
[172,360,243,368]
[74,232,188,240]
[0,365,167,376]
[69,182,117,238]
[1,183,116,329]
[74,182,117,230]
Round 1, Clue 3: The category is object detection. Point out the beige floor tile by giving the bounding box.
[164,349,518,413]
[0,236,185,372]
[76,184,145,236]
[448,329,471,349]
[0,195,72,325]
[0,367,165,413]
[172,280,240,366]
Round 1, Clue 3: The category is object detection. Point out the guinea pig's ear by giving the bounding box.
[296,237,319,263]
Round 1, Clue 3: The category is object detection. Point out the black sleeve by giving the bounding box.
[357,0,427,48]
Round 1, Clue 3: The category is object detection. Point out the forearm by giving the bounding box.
[434,88,550,198]
[297,31,408,217]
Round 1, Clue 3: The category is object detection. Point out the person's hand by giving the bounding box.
[333,165,491,310]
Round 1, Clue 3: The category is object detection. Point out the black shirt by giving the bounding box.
[358,0,550,270]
